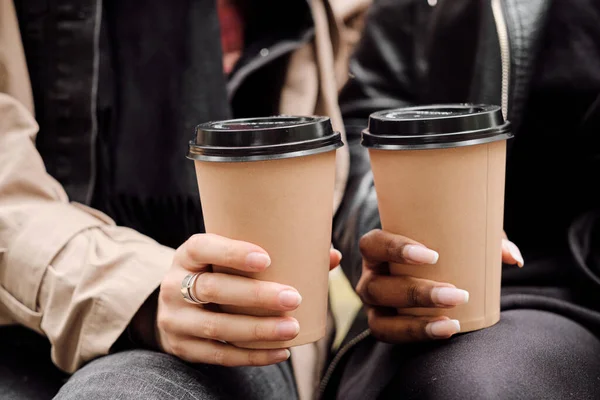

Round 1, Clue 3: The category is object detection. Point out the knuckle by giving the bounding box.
[156,312,173,332]
[246,351,263,366]
[200,315,220,339]
[406,283,422,307]
[158,284,172,304]
[366,308,379,329]
[253,322,270,341]
[160,274,178,296]
[404,323,419,340]
[189,233,205,249]
[212,349,227,366]
[196,274,218,301]
[168,339,184,357]
[365,279,380,303]
[179,234,205,262]
[359,229,379,253]
[359,282,374,305]
[222,245,237,267]
[252,281,267,306]
[385,235,400,261]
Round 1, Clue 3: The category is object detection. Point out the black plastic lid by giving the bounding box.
[362,104,513,150]
[188,116,343,162]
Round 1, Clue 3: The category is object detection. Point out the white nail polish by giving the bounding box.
[246,252,271,269]
[431,287,469,306]
[273,349,291,361]
[279,290,302,308]
[403,245,439,264]
[506,240,524,267]
[426,319,461,338]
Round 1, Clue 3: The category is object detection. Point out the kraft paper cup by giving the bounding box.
[362,105,512,332]
[188,116,343,348]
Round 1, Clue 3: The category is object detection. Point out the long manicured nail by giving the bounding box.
[276,320,300,338]
[246,252,271,270]
[279,290,302,308]
[431,287,469,306]
[273,349,291,362]
[403,245,439,264]
[426,319,461,339]
[503,239,524,267]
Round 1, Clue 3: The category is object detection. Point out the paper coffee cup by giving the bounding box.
[188,116,343,348]
[362,105,512,332]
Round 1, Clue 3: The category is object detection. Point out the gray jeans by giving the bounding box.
[54,350,298,400]
[0,326,297,400]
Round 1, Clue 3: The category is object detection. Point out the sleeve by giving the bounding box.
[0,2,173,373]
[333,0,419,288]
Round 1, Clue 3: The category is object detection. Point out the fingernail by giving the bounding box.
[426,319,461,339]
[246,252,271,270]
[503,239,524,267]
[403,245,439,264]
[431,287,469,306]
[276,320,300,338]
[273,349,291,361]
[279,290,302,308]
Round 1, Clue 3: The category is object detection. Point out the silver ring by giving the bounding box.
[181,272,210,305]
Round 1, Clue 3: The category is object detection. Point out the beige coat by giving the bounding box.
[0,0,369,398]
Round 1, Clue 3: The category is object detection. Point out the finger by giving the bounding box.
[177,233,271,272]
[359,229,439,268]
[169,307,300,342]
[359,274,469,308]
[355,264,377,298]
[501,238,524,267]
[367,307,461,343]
[194,273,302,311]
[169,337,290,366]
[329,249,342,270]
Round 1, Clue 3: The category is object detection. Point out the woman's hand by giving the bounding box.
[356,229,523,344]
[142,233,341,367]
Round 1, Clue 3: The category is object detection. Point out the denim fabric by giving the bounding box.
[55,350,298,400]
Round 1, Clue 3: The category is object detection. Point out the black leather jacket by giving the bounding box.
[323,0,600,397]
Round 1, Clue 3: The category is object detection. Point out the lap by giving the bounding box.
[56,349,298,400]
[337,309,600,400]
[0,327,297,400]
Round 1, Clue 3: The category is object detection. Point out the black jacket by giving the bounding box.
[15,0,315,248]
[323,0,600,397]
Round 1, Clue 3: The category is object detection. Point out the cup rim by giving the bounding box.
[188,115,343,162]
[362,104,513,150]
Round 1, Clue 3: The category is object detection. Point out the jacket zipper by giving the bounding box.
[491,0,511,120]
[86,0,103,205]
[317,328,371,398]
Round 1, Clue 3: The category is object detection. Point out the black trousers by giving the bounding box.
[334,256,600,400]
[336,308,600,400]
